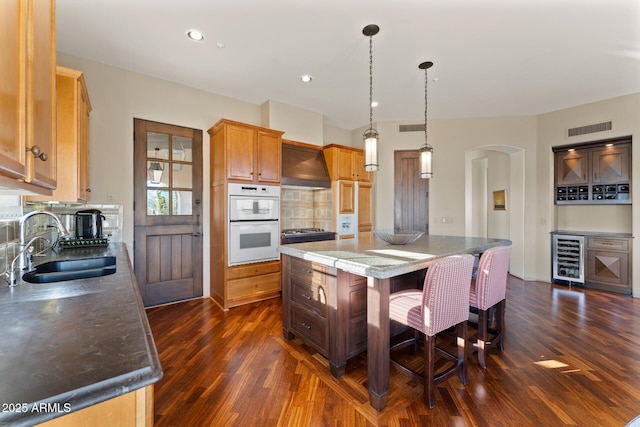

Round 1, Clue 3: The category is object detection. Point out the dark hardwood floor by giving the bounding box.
[146,276,640,426]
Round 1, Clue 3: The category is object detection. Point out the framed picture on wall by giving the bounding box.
[493,189,507,210]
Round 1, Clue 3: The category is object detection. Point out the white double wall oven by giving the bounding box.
[227,183,280,266]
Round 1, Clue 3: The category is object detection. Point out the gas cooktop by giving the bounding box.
[282,228,327,235]
[281,228,337,244]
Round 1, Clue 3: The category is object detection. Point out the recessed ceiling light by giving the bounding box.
[186,29,205,42]
[371,101,379,108]
[299,74,313,83]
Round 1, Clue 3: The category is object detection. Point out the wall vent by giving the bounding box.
[399,123,425,132]
[567,121,612,137]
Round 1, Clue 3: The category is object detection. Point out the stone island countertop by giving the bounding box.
[278,233,511,278]
[0,243,162,427]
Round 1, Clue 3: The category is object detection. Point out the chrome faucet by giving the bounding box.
[6,236,50,286]
[18,211,69,271]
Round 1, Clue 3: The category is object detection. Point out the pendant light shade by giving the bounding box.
[419,143,433,179]
[362,24,379,172]
[149,162,164,184]
[148,147,164,184]
[419,61,434,179]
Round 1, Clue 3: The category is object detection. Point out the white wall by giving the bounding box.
[261,100,324,145]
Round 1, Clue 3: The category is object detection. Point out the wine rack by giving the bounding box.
[552,234,584,283]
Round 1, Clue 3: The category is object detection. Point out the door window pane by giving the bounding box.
[172,191,193,215]
[147,190,170,215]
[147,161,169,187]
[172,164,192,189]
[173,136,192,162]
[148,132,169,160]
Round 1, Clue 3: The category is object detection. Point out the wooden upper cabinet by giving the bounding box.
[209,119,283,185]
[256,130,281,183]
[226,124,255,182]
[324,145,371,182]
[0,0,56,192]
[591,145,629,184]
[29,66,92,203]
[27,0,56,190]
[353,150,371,182]
[556,149,588,185]
[0,0,28,181]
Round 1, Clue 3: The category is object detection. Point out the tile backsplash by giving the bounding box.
[0,197,123,283]
[281,188,332,231]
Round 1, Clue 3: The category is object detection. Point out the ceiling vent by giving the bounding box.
[399,123,425,132]
[567,121,612,137]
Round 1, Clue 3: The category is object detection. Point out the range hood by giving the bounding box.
[281,143,331,188]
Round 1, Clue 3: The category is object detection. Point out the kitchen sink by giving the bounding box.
[22,256,117,284]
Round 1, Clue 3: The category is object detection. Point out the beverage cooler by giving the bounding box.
[551,233,585,284]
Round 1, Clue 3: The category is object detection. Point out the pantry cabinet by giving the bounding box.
[210,119,283,185]
[0,0,56,193]
[323,144,374,239]
[29,66,92,203]
[208,119,284,310]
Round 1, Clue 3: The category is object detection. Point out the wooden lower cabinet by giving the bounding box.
[226,260,281,308]
[36,386,153,427]
[585,236,631,294]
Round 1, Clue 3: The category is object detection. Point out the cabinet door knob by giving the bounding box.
[86,188,92,193]
[26,146,47,161]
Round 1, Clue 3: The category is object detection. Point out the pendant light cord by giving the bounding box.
[369,35,374,129]
[424,66,428,146]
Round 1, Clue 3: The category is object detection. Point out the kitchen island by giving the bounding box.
[0,243,162,427]
[279,233,511,411]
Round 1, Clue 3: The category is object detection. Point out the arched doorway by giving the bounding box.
[465,145,525,279]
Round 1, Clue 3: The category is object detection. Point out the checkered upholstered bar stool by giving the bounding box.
[389,254,475,408]
[469,245,511,368]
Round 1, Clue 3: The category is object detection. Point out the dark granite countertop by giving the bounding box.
[0,243,162,427]
[279,233,511,278]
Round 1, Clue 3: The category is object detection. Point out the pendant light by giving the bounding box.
[362,24,379,172]
[419,61,434,179]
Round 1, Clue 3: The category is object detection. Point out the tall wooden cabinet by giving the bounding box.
[208,119,284,310]
[0,0,56,194]
[323,144,374,237]
[29,66,92,203]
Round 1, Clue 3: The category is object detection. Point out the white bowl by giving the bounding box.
[373,229,424,245]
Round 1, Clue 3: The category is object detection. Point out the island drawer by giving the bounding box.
[290,304,328,356]
[290,257,336,279]
[291,277,328,317]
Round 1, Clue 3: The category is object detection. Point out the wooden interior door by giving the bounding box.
[394,150,429,233]
[133,118,203,307]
